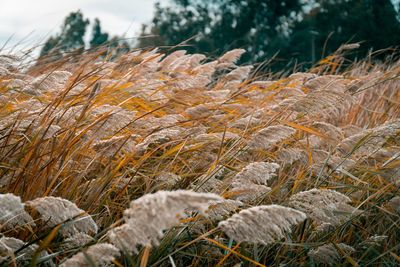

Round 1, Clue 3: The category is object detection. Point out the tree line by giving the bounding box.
[40,0,400,69]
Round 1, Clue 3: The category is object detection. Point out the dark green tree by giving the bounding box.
[59,10,89,52]
[90,18,109,48]
[283,0,400,67]
[138,0,304,63]
[139,0,400,68]
[39,36,60,58]
[39,10,89,57]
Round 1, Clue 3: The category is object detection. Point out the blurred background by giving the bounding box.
[1,0,400,70]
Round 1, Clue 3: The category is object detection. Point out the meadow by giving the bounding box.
[0,46,399,266]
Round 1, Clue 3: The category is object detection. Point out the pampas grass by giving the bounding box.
[60,243,120,267]
[308,243,355,265]
[108,190,221,252]
[25,196,98,237]
[288,189,360,229]
[218,205,306,244]
[0,193,34,231]
[0,45,399,266]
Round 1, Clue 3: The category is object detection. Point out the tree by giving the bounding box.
[39,36,60,58]
[39,11,130,61]
[39,10,89,58]
[138,0,304,63]
[139,0,400,69]
[283,0,400,67]
[90,18,109,48]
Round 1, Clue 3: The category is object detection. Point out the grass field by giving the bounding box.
[0,47,399,266]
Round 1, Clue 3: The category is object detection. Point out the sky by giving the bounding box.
[0,0,164,52]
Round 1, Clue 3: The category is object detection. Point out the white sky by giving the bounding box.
[0,0,164,51]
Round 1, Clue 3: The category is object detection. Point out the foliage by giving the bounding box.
[140,0,400,69]
[139,0,303,63]
[90,18,109,49]
[284,0,400,66]
[40,10,89,58]
[39,10,127,61]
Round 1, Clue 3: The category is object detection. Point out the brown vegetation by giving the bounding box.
[0,47,399,266]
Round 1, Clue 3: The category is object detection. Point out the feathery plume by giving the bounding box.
[0,55,20,71]
[25,197,98,237]
[288,72,317,83]
[33,71,72,92]
[288,189,360,228]
[187,54,207,68]
[153,172,181,190]
[247,80,275,89]
[288,89,350,116]
[312,122,344,142]
[60,243,120,267]
[304,75,345,92]
[217,49,246,67]
[1,237,25,263]
[308,243,355,265]
[1,78,31,91]
[191,168,226,193]
[92,135,136,157]
[248,125,296,150]
[168,55,193,73]
[233,162,279,185]
[0,237,48,264]
[275,87,306,100]
[205,89,231,101]
[185,103,216,119]
[61,233,94,250]
[192,60,217,77]
[225,66,253,82]
[218,205,306,244]
[361,235,388,248]
[229,115,262,130]
[341,125,363,137]
[229,181,271,202]
[108,190,222,252]
[159,50,187,70]
[206,199,243,221]
[81,105,137,140]
[336,119,400,158]
[136,127,183,153]
[0,66,10,76]
[277,148,308,165]
[228,162,279,202]
[0,193,35,231]
[337,43,360,52]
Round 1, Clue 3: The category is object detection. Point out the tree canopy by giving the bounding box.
[39,1,400,69]
[90,18,109,49]
[39,10,120,59]
[40,10,90,58]
[139,0,400,68]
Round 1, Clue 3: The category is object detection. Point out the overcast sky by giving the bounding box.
[0,0,164,51]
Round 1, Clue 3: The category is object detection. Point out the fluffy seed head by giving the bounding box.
[308,243,355,265]
[0,193,35,231]
[25,196,98,237]
[60,243,120,267]
[248,125,296,150]
[218,205,306,244]
[108,190,222,252]
[233,162,279,185]
[218,49,246,66]
[288,189,360,228]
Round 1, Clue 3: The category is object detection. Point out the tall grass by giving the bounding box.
[0,46,399,266]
